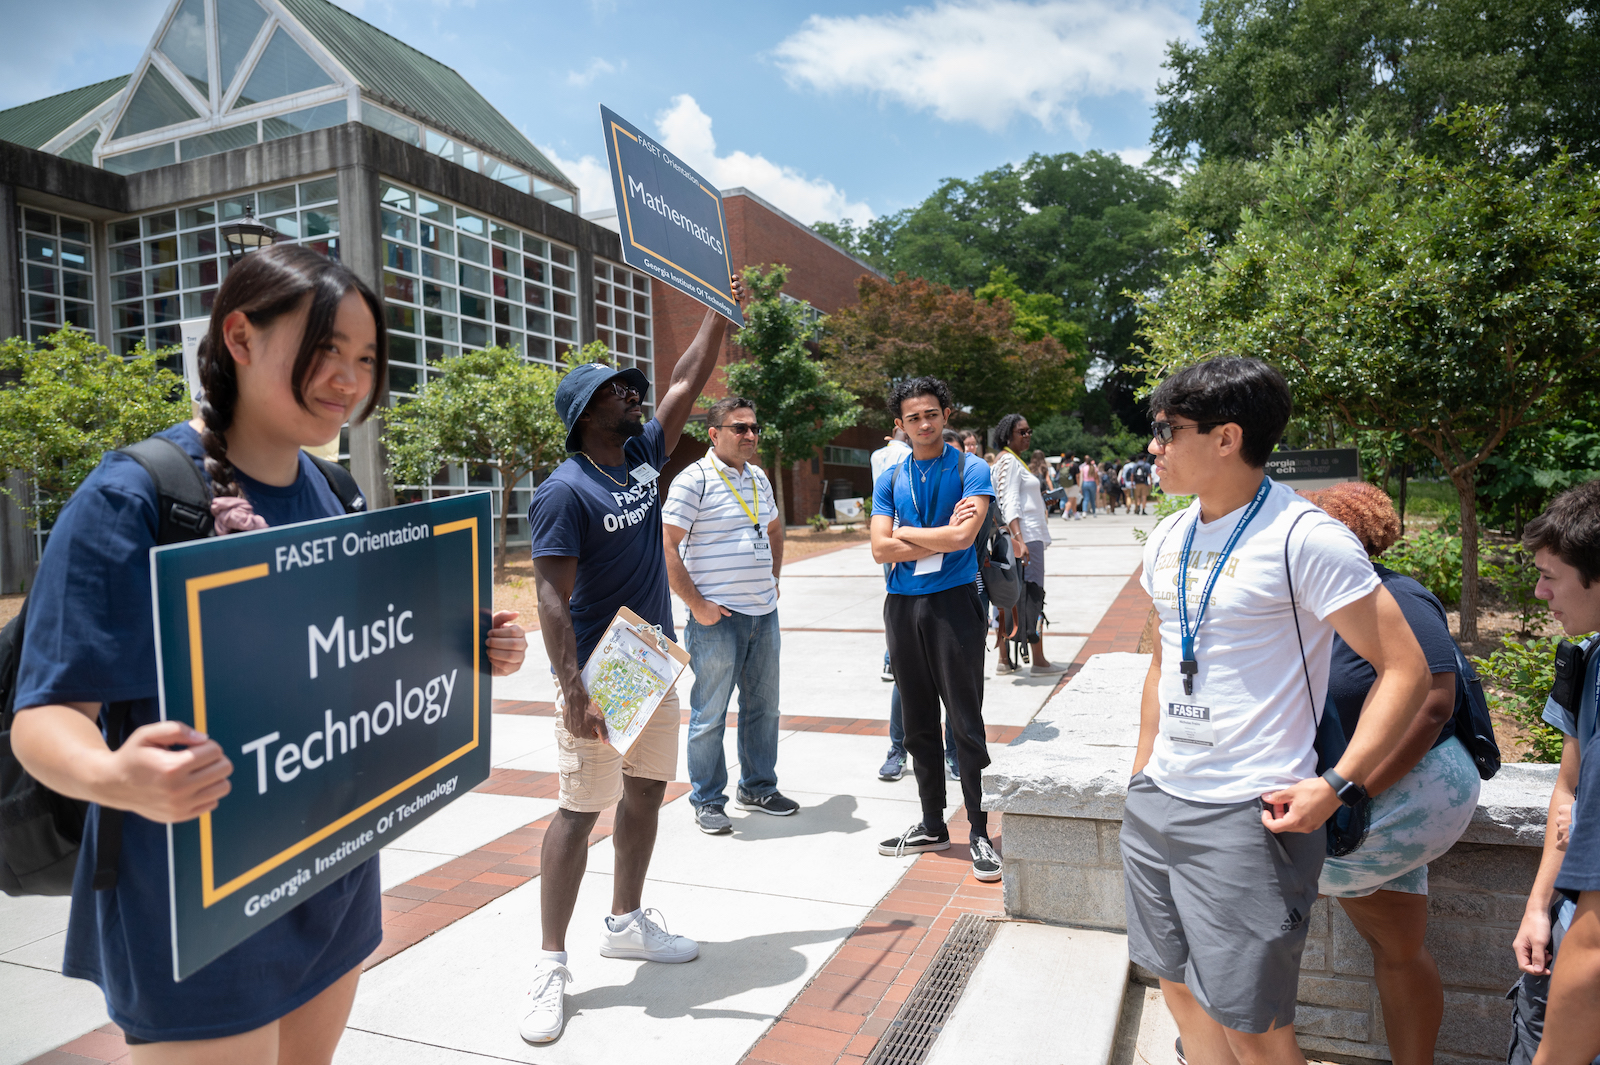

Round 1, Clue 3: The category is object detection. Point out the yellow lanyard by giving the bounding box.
[711,457,761,530]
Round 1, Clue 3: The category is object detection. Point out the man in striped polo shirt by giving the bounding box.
[664,396,798,834]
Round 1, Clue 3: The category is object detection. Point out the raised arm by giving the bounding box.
[654,276,746,451]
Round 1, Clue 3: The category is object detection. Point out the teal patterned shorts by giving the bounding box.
[1318,735,1481,898]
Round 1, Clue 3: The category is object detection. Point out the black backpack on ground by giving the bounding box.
[0,436,361,897]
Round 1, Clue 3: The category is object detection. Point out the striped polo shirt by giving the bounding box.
[662,449,780,616]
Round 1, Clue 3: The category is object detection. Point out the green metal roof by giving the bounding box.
[278,0,573,190]
[0,75,129,151]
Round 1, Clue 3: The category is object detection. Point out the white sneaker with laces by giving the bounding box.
[518,961,573,1044]
[599,908,699,963]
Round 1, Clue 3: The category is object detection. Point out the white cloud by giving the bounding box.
[652,95,873,225]
[565,58,616,87]
[773,0,1192,136]
[538,144,617,215]
[1113,146,1154,169]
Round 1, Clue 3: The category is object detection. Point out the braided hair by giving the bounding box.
[991,413,1026,453]
[198,244,387,506]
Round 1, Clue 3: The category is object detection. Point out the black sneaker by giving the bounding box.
[735,789,799,816]
[878,822,951,856]
[970,835,1002,882]
[878,751,906,781]
[693,804,732,834]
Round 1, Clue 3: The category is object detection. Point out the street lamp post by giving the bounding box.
[220,204,282,262]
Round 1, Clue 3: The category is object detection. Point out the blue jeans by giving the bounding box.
[887,684,957,764]
[1081,481,1097,514]
[684,609,781,809]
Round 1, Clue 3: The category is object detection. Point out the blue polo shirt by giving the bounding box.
[872,445,994,597]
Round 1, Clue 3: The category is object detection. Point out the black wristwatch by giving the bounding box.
[1322,769,1368,807]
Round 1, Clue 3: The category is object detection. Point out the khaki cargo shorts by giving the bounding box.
[554,687,681,812]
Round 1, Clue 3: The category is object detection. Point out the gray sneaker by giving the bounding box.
[878,751,905,781]
[736,789,799,816]
[693,804,732,834]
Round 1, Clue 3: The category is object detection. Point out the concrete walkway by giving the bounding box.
[1,510,1155,1065]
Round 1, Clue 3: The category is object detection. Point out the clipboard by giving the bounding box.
[579,606,691,755]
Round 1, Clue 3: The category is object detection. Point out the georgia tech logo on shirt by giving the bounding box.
[603,480,659,533]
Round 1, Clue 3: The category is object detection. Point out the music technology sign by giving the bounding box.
[151,492,492,979]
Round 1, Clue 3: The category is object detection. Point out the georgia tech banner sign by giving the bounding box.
[600,103,744,326]
[151,492,493,979]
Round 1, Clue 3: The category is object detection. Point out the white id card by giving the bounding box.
[914,552,945,576]
[752,536,772,564]
[630,462,660,485]
[1163,702,1215,747]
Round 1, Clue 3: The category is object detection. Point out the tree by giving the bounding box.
[0,328,189,534]
[1138,110,1600,642]
[815,151,1171,427]
[385,346,565,578]
[724,265,861,527]
[1153,0,1600,170]
[822,273,1081,429]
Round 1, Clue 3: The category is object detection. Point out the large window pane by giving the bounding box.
[302,207,337,237]
[419,224,452,255]
[384,272,416,303]
[459,264,489,293]
[420,252,447,281]
[27,295,59,323]
[300,177,337,203]
[457,235,488,266]
[181,230,218,259]
[180,123,259,160]
[146,266,179,293]
[147,238,178,265]
[103,143,177,175]
[381,210,413,242]
[160,0,210,98]
[113,274,143,301]
[180,204,216,229]
[380,184,414,212]
[113,69,200,139]
[384,242,414,273]
[459,292,489,320]
[422,284,455,312]
[234,28,334,108]
[360,103,420,146]
[263,102,347,141]
[182,260,220,289]
[386,305,416,333]
[62,273,92,301]
[63,302,94,329]
[217,0,269,91]
[461,321,489,350]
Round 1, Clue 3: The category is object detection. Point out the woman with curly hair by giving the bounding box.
[1304,480,1481,1065]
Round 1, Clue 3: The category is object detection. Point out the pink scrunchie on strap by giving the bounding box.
[211,496,267,534]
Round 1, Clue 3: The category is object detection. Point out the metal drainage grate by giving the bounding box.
[865,913,998,1065]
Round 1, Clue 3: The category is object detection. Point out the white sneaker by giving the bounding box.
[518,960,573,1044]
[1031,661,1067,676]
[599,908,699,963]
[995,660,1017,675]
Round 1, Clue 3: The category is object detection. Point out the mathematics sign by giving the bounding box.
[151,492,493,980]
[600,104,744,326]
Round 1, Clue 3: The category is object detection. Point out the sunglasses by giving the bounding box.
[713,422,761,436]
[605,381,641,401]
[1151,420,1207,445]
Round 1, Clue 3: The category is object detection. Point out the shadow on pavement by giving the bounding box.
[566,925,858,1022]
[729,793,870,840]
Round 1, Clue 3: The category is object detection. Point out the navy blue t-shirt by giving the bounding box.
[527,418,672,665]
[871,445,995,597]
[14,422,381,1042]
[1326,563,1460,747]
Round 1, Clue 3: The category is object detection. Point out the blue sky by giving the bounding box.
[2,0,1200,224]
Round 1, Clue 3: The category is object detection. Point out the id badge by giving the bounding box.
[630,462,660,485]
[1163,701,1215,747]
[914,552,945,576]
[752,536,772,564]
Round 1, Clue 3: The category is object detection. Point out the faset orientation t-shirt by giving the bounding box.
[1139,478,1380,804]
[527,418,673,665]
[872,444,994,597]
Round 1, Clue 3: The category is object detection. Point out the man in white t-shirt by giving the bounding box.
[1123,357,1429,1063]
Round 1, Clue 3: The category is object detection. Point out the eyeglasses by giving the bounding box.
[1151,420,1207,445]
[1018,427,1033,436]
[713,422,761,436]
[606,381,641,401]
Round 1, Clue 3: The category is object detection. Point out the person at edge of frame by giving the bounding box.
[663,395,798,836]
[1122,356,1428,1065]
[1506,479,1600,1065]
[10,244,530,1064]
[870,377,1001,883]
[519,274,746,1046]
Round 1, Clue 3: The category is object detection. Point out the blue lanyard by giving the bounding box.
[1177,477,1272,695]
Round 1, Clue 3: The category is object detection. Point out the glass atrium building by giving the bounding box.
[0,0,639,592]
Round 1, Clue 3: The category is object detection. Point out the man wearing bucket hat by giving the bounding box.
[519,276,745,1044]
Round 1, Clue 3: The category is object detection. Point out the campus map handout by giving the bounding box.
[580,606,690,755]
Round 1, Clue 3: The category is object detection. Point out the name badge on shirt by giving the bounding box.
[752,534,772,564]
[1163,701,1215,747]
[630,462,660,485]
[914,552,945,576]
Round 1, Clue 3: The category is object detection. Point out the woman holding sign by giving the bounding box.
[11,244,528,1062]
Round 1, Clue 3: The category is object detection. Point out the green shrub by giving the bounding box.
[1480,543,1544,637]
[1132,492,1195,543]
[1382,528,1463,605]
[1472,636,1572,763]
[807,513,829,532]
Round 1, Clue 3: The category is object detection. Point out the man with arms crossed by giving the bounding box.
[663,395,796,835]
[521,279,743,1044]
[870,376,1001,882]
[1124,357,1428,1065]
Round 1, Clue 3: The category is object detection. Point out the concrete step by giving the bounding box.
[925,922,1129,1065]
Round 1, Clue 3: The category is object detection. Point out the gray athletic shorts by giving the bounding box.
[1120,773,1325,1034]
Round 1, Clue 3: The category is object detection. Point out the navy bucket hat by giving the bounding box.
[555,362,652,453]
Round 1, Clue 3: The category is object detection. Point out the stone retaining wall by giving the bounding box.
[986,652,1557,1064]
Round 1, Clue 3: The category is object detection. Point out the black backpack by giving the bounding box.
[0,436,361,896]
[1452,647,1501,780]
[1132,462,1151,485]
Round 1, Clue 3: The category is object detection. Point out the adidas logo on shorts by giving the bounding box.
[1280,907,1304,932]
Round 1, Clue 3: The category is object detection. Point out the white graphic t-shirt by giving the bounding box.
[1138,479,1380,804]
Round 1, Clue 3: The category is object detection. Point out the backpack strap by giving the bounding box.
[116,437,215,543]
[91,701,133,892]
[306,454,365,514]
